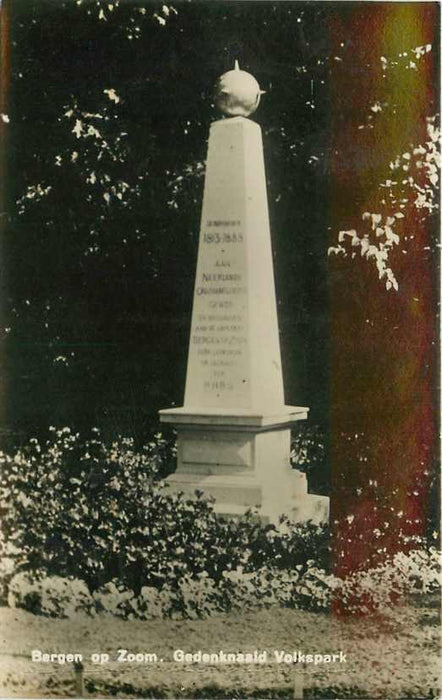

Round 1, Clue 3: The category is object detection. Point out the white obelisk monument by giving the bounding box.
[160,63,329,523]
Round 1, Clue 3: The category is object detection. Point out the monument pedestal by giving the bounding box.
[160,406,328,523]
[160,109,329,525]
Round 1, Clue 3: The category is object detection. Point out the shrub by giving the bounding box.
[8,571,92,617]
[0,531,24,605]
[0,428,330,599]
[246,517,331,573]
[0,428,217,591]
[332,546,441,616]
[2,427,438,622]
[4,552,440,620]
[291,423,329,494]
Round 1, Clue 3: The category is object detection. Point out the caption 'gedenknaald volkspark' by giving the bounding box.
[31,648,347,665]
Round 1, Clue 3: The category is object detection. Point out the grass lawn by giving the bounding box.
[0,598,440,699]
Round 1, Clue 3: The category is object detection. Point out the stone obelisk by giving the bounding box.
[160,63,329,523]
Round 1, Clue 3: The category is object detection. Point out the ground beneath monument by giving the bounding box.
[0,602,439,698]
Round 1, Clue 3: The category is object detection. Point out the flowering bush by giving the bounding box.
[333,546,441,616]
[218,564,337,613]
[4,551,440,621]
[0,531,24,604]
[1,428,440,621]
[8,548,439,620]
[8,572,92,617]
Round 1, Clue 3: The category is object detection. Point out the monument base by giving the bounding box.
[159,406,329,524]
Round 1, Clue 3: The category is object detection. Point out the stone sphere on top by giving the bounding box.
[214,61,264,117]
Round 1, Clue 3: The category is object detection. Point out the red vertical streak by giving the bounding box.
[327,4,439,597]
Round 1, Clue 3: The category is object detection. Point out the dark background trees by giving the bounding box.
[3,0,336,439]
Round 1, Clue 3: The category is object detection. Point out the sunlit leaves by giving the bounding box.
[103,88,120,104]
[166,160,205,210]
[380,43,432,72]
[75,0,178,39]
[329,119,440,291]
[16,184,52,215]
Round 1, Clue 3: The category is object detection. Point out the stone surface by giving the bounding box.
[214,63,263,117]
[160,408,329,524]
[184,117,283,412]
[160,114,329,524]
